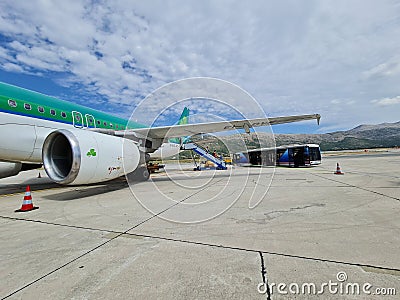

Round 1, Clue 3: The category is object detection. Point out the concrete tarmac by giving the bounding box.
[0,150,399,299]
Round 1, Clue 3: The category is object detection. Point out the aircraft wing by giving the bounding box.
[126,113,321,139]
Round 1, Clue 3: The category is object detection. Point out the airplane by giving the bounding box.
[0,81,321,185]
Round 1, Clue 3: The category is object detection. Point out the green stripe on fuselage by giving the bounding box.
[0,82,146,130]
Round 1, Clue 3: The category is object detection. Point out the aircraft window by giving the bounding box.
[8,99,17,107]
[97,120,101,125]
[61,112,67,118]
[110,123,113,128]
[116,125,119,129]
[50,109,56,116]
[103,121,107,126]
[24,103,32,110]
[38,106,45,113]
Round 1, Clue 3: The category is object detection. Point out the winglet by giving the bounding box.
[316,114,321,125]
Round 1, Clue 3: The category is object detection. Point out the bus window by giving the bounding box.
[308,146,322,165]
[237,144,321,167]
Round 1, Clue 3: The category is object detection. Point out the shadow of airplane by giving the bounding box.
[42,178,130,201]
[3,167,276,201]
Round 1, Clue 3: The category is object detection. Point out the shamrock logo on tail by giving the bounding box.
[86,148,97,157]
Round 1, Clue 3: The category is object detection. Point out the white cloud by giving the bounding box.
[0,46,12,60]
[372,96,400,106]
[0,0,399,131]
[3,63,24,73]
[363,56,400,78]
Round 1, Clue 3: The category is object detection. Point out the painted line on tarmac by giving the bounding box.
[0,215,114,234]
[310,172,400,202]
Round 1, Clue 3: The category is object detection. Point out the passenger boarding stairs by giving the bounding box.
[182,143,227,170]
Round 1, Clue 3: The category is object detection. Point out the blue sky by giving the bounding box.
[1,1,400,133]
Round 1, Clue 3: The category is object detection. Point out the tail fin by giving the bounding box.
[169,107,190,144]
[177,107,189,125]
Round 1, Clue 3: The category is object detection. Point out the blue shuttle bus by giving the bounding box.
[233,144,321,167]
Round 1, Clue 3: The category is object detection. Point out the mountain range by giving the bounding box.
[190,121,400,153]
[275,121,400,150]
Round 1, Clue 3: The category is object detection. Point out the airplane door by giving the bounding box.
[85,114,96,128]
[72,111,84,128]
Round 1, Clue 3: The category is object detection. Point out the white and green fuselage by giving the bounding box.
[0,82,186,183]
[0,82,146,163]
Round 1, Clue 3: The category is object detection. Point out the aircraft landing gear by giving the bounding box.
[127,166,150,182]
[139,167,150,181]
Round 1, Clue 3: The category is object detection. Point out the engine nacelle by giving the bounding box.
[42,129,140,185]
[0,162,22,179]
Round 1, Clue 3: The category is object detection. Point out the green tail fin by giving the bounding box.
[169,107,189,144]
[177,107,189,125]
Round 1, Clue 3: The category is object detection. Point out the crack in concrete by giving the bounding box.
[264,203,326,220]
[258,252,271,300]
[235,203,325,224]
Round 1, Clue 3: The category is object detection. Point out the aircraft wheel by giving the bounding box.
[141,167,150,180]
[127,167,150,182]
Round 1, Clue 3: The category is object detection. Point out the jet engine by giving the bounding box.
[0,162,22,179]
[42,129,140,185]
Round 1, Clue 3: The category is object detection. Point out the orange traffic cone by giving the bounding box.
[15,185,39,212]
[334,163,344,175]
